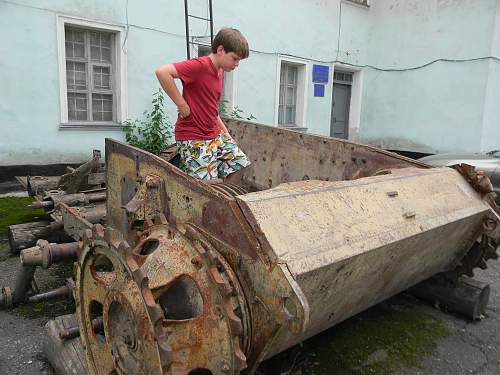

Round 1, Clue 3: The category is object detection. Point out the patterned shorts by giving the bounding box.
[176,133,251,180]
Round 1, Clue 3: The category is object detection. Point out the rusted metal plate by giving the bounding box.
[105,139,261,258]
[225,120,428,190]
[237,167,493,355]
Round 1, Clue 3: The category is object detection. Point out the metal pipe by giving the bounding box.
[410,276,491,320]
[20,245,43,267]
[27,283,73,304]
[42,242,80,269]
[21,241,79,268]
[0,265,37,309]
[29,192,106,210]
[184,0,190,59]
[12,265,36,305]
[59,316,104,341]
[209,0,214,44]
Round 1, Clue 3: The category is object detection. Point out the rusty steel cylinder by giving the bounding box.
[59,317,104,341]
[29,191,106,210]
[28,281,74,304]
[21,241,79,269]
[0,265,36,309]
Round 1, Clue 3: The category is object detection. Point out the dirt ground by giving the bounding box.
[0,190,499,375]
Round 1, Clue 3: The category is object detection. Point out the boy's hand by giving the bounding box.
[177,103,191,118]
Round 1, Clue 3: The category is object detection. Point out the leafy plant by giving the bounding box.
[219,99,256,121]
[123,89,173,155]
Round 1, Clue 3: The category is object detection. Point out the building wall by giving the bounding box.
[0,0,499,166]
[0,0,188,166]
[481,5,500,152]
[358,0,499,153]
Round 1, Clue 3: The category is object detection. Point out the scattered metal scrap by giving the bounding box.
[1,152,107,310]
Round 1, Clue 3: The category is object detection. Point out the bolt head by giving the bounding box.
[221,362,231,372]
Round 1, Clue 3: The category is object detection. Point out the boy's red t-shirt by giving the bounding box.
[173,56,224,141]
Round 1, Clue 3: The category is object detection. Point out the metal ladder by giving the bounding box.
[183,0,214,59]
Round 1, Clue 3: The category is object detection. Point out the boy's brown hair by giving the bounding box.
[211,28,249,59]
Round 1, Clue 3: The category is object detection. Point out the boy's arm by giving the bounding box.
[155,64,190,118]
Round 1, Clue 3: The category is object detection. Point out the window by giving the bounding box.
[275,58,308,128]
[197,44,211,57]
[279,63,298,125]
[57,16,127,128]
[65,27,114,122]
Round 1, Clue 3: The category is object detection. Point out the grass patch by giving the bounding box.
[0,197,48,236]
[260,298,449,375]
[14,299,76,319]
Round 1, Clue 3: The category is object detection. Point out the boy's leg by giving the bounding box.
[176,140,219,181]
[215,133,251,181]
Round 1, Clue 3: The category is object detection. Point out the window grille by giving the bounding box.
[333,71,353,84]
[65,27,115,122]
[197,45,212,57]
[278,63,298,126]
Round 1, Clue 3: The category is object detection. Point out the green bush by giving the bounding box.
[219,99,256,121]
[123,89,173,155]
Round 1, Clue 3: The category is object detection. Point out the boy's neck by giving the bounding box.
[208,53,221,70]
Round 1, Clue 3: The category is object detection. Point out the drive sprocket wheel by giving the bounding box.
[75,217,249,375]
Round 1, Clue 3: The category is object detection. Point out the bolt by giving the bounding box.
[191,256,202,269]
[221,361,231,373]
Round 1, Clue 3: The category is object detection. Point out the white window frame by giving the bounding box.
[275,56,309,128]
[57,15,128,129]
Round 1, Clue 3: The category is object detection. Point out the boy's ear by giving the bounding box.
[216,45,225,55]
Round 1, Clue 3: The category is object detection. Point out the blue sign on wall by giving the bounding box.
[314,84,325,97]
[312,64,329,83]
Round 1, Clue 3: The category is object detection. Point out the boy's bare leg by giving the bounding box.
[224,169,245,185]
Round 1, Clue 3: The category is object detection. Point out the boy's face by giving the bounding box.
[215,46,242,72]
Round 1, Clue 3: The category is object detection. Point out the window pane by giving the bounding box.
[65,29,85,58]
[279,63,299,125]
[90,31,112,62]
[279,84,285,106]
[286,87,295,105]
[68,93,88,121]
[90,46,100,61]
[101,48,111,62]
[90,32,99,45]
[93,66,111,89]
[66,61,87,90]
[287,66,297,84]
[92,94,113,121]
[285,107,295,124]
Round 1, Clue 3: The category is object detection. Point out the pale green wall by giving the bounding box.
[481,6,500,152]
[358,0,499,153]
[1,0,499,165]
[0,0,188,165]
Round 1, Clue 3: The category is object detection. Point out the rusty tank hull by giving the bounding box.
[73,120,500,375]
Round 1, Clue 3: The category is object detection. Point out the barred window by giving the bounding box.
[278,63,298,126]
[65,27,115,122]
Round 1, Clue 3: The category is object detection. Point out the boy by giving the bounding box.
[155,28,251,183]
